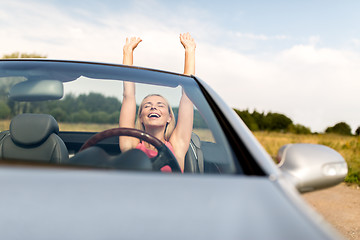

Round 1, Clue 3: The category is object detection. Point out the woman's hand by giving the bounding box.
[123,37,142,66]
[123,37,142,53]
[180,33,195,76]
[180,33,196,52]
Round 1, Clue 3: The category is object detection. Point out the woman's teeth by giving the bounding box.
[148,113,160,118]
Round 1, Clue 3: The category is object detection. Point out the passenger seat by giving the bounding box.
[184,132,204,173]
[0,113,69,163]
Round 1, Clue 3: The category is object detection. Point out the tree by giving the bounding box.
[252,110,266,130]
[91,111,110,124]
[356,126,360,136]
[108,111,120,124]
[0,101,11,119]
[50,108,67,122]
[2,52,47,59]
[70,110,91,123]
[233,109,259,131]
[325,122,352,135]
[287,124,311,134]
[264,112,293,131]
[76,93,121,114]
[233,109,297,132]
[193,110,207,129]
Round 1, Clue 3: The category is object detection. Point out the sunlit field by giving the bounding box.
[59,122,118,132]
[0,120,10,132]
[0,120,358,184]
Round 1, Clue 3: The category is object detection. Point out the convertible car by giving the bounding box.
[0,59,347,239]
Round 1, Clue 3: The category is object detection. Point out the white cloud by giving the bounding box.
[235,32,269,40]
[234,32,289,41]
[308,36,321,46]
[198,43,360,132]
[350,38,360,50]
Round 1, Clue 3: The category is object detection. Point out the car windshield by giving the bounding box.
[0,60,239,174]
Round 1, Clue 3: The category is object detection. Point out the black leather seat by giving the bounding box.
[0,113,69,163]
[184,132,204,173]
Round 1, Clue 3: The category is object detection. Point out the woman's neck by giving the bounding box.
[145,126,166,143]
[142,126,166,151]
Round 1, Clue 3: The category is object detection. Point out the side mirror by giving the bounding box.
[277,144,347,193]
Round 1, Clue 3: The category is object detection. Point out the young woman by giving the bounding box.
[119,33,196,172]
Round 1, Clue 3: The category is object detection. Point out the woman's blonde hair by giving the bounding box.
[135,94,176,141]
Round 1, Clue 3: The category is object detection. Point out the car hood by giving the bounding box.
[0,166,340,240]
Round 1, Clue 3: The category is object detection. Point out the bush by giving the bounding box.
[287,124,312,134]
[233,109,295,132]
[355,126,360,136]
[0,101,11,119]
[91,111,110,124]
[345,168,360,185]
[108,112,120,124]
[50,108,67,122]
[233,109,259,131]
[70,110,91,123]
[264,113,293,131]
[325,122,352,135]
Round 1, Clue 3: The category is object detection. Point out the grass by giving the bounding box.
[0,120,358,184]
[0,120,10,132]
[58,122,118,132]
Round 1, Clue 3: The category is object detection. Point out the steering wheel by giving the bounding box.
[79,127,181,172]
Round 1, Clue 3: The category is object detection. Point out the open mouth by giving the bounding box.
[148,113,160,118]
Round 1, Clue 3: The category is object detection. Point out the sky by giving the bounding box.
[1,0,360,133]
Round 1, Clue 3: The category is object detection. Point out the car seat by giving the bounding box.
[0,113,69,163]
[184,132,204,173]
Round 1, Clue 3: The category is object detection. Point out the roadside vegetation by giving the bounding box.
[233,109,359,185]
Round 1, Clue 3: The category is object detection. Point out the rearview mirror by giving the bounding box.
[277,144,347,193]
[9,80,64,101]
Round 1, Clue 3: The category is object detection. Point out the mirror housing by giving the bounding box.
[277,144,348,193]
[9,80,63,101]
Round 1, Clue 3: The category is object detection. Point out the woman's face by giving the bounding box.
[140,95,171,128]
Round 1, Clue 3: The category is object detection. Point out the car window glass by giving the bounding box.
[63,78,215,142]
[0,64,238,174]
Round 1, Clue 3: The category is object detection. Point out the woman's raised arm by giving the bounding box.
[169,33,196,170]
[119,37,142,152]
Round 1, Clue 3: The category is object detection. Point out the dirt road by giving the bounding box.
[302,183,360,240]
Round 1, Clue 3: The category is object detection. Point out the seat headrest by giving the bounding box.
[10,114,59,146]
[191,132,201,148]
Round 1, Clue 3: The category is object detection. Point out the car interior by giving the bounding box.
[0,62,238,174]
[0,112,227,173]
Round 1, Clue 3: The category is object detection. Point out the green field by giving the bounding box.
[0,120,358,184]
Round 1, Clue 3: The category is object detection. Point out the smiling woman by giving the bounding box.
[119,34,196,172]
